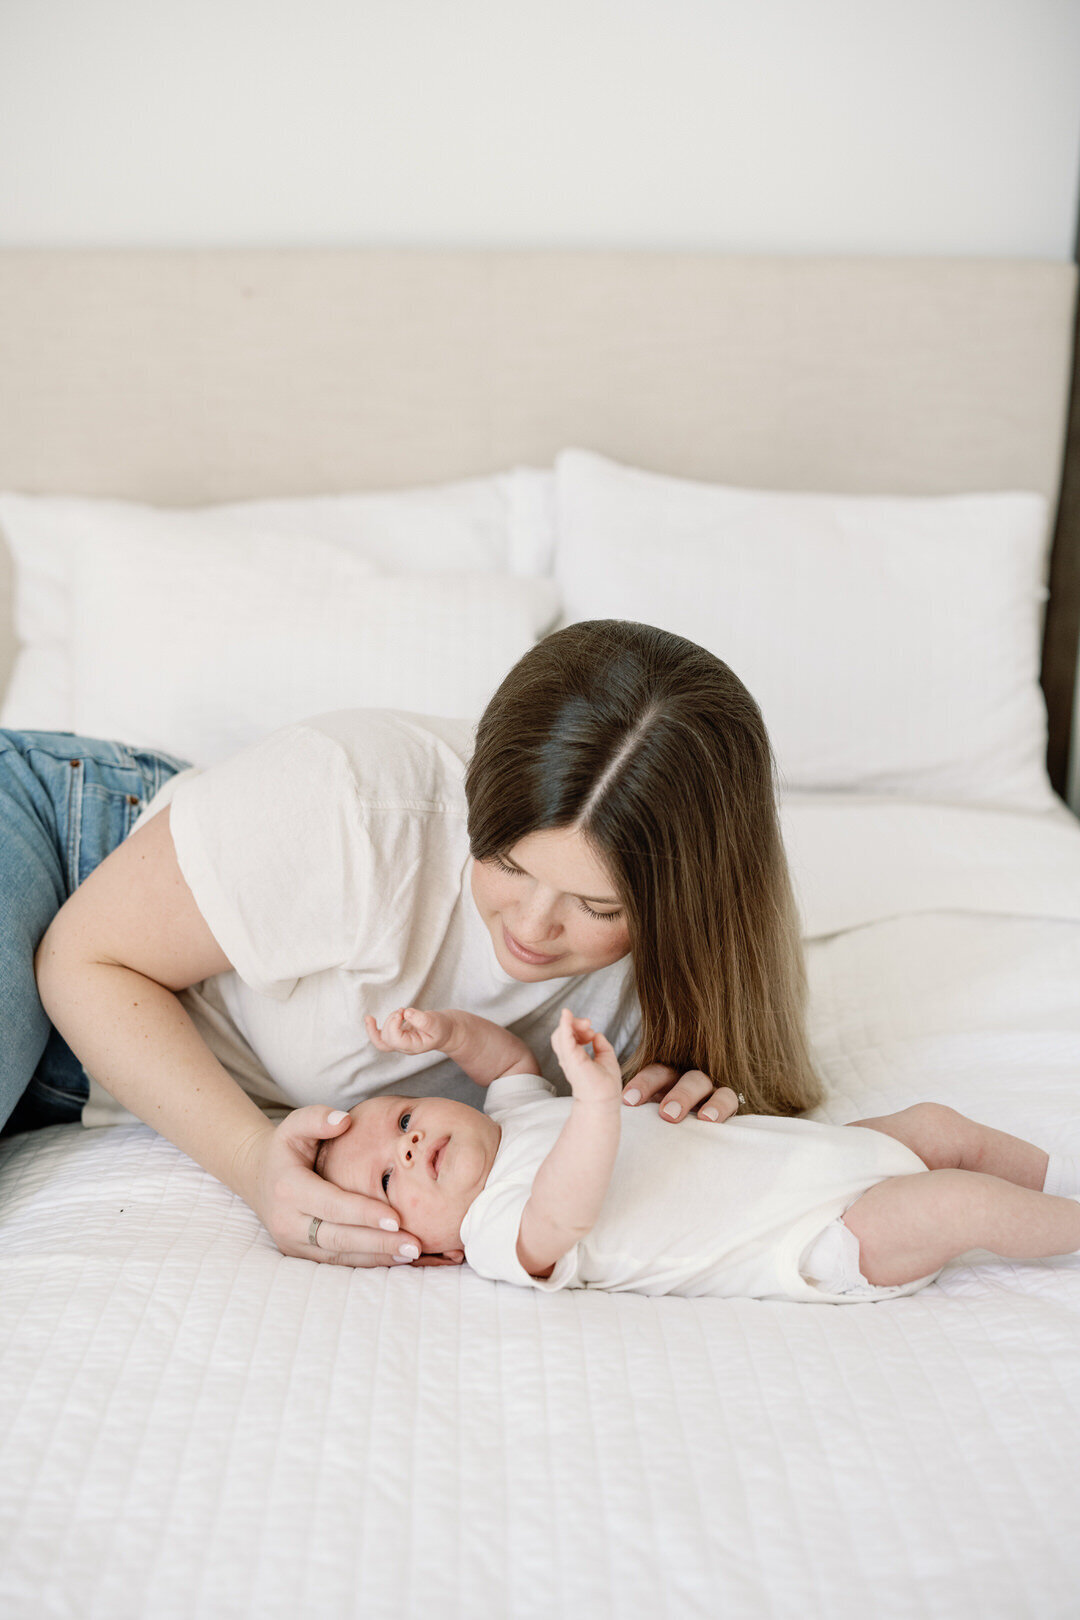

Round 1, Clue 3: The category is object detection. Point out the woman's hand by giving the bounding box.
[237,1105,427,1266]
[620,1064,742,1124]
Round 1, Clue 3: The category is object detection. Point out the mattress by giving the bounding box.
[2,797,1080,1619]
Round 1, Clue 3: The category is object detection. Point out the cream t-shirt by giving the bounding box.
[81,709,640,1128]
[459,1073,936,1304]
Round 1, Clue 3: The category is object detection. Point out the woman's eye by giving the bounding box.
[399,1112,411,1131]
[494,855,622,924]
[579,901,624,924]
[381,1171,391,1194]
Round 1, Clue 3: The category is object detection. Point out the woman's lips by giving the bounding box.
[503,925,560,966]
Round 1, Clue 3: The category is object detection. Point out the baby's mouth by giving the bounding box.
[429,1137,449,1178]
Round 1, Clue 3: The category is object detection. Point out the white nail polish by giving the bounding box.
[623,1088,641,1105]
[662,1102,681,1119]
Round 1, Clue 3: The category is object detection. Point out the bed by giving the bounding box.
[0,250,1078,1620]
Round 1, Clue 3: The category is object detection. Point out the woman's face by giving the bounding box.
[470,826,632,980]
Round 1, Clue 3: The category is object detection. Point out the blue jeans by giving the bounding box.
[0,730,190,1136]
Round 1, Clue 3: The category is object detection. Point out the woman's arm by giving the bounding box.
[515,1010,622,1278]
[34,806,422,1264]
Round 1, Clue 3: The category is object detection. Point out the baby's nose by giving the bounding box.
[402,1128,424,1165]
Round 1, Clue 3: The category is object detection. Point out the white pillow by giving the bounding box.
[554,449,1054,810]
[0,469,555,733]
[64,512,559,765]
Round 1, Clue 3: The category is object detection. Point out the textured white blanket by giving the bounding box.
[1,799,1079,1619]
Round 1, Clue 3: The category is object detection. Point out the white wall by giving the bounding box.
[0,0,1077,257]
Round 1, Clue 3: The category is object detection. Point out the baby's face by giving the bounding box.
[315,1094,501,1258]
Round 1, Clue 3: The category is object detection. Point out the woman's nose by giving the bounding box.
[515,897,560,941]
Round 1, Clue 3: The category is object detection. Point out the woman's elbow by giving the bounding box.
[33,912,81,1008]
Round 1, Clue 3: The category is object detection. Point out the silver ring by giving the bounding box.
[308,1215,323,1248]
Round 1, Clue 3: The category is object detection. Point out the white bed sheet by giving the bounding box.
[2,797,1080,1620]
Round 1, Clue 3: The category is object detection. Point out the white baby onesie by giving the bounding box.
[459,1073,942,1304]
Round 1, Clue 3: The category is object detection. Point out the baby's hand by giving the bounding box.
[365,1007,454,1057]
[550,1008,623,1104]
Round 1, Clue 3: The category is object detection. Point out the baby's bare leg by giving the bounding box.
[849,1102,1049,1190]
[842,1170,1080,1287]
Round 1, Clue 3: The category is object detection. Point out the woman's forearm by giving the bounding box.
[516,1097,621,1275]
[35,953,272,1199]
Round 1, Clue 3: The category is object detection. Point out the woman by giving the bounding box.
[2,620,822,1267]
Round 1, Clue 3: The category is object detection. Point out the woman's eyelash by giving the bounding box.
[580,901,622,923]
[381,1112,413,1194]
[489,855,623,923]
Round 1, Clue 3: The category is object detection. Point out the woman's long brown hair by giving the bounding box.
[465,620,823,1116]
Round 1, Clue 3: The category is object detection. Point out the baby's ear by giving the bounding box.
[443,1248,465,1265]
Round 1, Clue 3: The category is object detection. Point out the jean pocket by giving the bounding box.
[65,747,190,892]
[118,744,192,796]
[68,777,146,891]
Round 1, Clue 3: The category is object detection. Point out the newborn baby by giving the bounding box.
[313,1006,1080,1303]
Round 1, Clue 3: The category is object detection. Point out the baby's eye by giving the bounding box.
[399,1112,412,1131]
[381,1171,391,1194]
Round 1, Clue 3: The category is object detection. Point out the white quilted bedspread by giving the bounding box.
[2,798,1080,1620]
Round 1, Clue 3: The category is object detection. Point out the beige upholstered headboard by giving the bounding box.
[0,249,1075,771]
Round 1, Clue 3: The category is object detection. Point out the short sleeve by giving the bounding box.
[482,1071,556,1119]
[167,723,378,998]
[462,1178,581,1292]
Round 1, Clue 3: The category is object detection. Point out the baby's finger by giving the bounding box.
[550,1013,575,1048]
[364,1014,390,1050]
[552,1028,588,1063]
[390,1009,421,1046]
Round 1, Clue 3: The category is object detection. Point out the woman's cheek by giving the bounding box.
[479,872,515,919]
[584,920,631,968]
